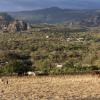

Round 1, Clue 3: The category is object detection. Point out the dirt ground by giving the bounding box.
[0,75,100,100]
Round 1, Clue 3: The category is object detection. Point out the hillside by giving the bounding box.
[8,7,100,26]
[0,24,99,75]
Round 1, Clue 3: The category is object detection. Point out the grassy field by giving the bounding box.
[0,75,100,100]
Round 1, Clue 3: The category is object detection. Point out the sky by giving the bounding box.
[0,0,100,11]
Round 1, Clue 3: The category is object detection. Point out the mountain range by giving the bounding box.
[1,7,100,27]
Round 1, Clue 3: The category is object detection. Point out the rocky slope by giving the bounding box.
[0,13,30,32]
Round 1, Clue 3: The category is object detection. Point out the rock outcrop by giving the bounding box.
[0,16,9,32]
[0,13,14,32]
[8,20,30,32]
[0,15,30,33]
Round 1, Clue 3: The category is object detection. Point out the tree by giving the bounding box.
[0,60,32,75]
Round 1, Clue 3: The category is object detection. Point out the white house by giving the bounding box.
[27,71,36,76]
[46,35,49,39]
[56,64,63,68]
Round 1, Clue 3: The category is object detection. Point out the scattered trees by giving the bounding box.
[0,25,99,75]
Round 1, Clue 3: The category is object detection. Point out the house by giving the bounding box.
[76,38,84,42]
[55,63,63,68]
[46,35,49,39]
[27,71,36,76]
[67,38,71,42]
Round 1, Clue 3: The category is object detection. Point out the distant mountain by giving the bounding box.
[8,7,100,26]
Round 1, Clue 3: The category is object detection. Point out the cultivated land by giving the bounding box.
[0,75,100,100]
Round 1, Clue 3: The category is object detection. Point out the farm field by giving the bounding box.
[0,75,100,100]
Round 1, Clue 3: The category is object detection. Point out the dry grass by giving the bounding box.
[0,75,100,100]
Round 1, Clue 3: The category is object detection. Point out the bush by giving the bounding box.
[0,60,32,75]
[35,60,52,74]
[91,65,100,70]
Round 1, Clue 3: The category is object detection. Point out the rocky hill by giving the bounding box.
[0,13,13,31]
[0,13,30,32]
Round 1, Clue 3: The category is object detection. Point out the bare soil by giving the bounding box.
[0,75,100,100]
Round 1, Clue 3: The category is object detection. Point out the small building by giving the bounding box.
[76,38,84,42]
[67,38,71,42]
[27,71,36,76]
[55,63,63,68]
[46,35,49,39]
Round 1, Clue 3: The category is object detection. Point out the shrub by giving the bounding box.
[0,60,32,75]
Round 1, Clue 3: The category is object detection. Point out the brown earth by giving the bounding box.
[0,75,100,100]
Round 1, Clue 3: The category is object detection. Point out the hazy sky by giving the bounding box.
[0,0,100,11]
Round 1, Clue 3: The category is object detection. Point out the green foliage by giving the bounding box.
[0,24,99,75]
[0,60,32,75]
